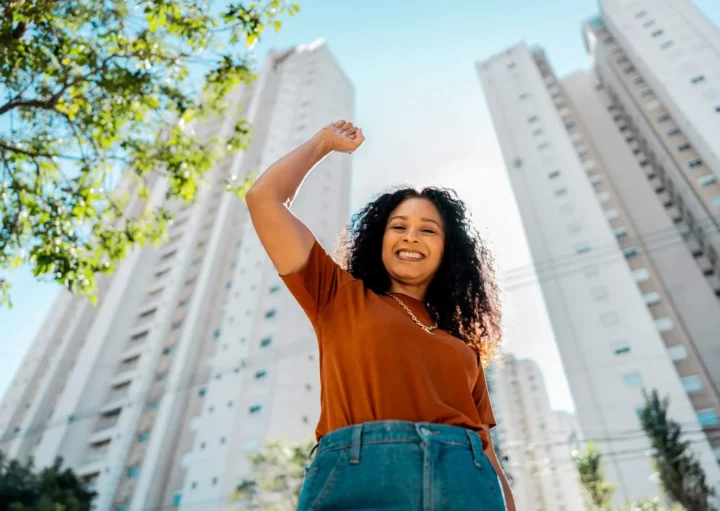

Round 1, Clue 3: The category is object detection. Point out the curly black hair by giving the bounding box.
[336,186,502,365]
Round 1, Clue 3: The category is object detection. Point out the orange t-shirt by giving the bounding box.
[281,241,496,448]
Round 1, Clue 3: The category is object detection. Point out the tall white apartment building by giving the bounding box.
[0,40,354,511]
[491,356,584,511]
[477,22,720,503]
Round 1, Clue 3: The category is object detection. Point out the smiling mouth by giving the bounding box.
[396,250,426,261]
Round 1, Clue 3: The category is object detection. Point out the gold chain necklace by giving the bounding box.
[386,293,438,334]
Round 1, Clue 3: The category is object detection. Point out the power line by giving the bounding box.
[498,210,720,281]
[0,339,315,445]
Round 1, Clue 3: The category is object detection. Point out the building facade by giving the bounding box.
[477,13,720,500]
[0,40,354,511]
[491,356,584,511]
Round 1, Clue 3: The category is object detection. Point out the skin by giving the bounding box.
[246,121,516,511]
[383,197,445,301]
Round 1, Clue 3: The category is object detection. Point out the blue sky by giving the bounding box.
[2,1,719,409]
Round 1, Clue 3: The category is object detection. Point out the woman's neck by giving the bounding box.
[388,282,427,302]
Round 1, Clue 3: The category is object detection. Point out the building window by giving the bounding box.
[198,387,206,397]
[651,29,664,38]
[600,312,620,327]
[565,121,576,130]
[538,142,551,151]
[605,209,619,220]
[656,316,674,333]
[533,129,544,137]
[260,337,272,347]
[171,321,183,330]
[528,116,539,123]
[667,345,688,361]
[623,372,644,387]
[660,40,674,49]
[131,330,149,342]
[688,158,703,169]
[172,493,182,508]
[139,308,157,320]
[590,175,603,185]
[249,405,262,414]
[548,170,561,179]
[138,432,150,443]
[677,143,691,152]
[635,10,646,18]
[213,329,221,339]
[667,127,681,136]
[617,56,629,64]
[639,87,653,97]
[691,75,706,85]
[698,175,717,187]
[713,195,720,208]
[583,160,596,170]
[646,99,660,110]
[255,370,267,379]
[148,400,159,410]
[575,243,591,255]
[555,188,567,197]
[156,372,168,382]
[643,20,655,28]
[656,113,670,122]
[590,286,608,301]
[127,465,139,478]
[615,227,629,239]
[697,409,719,427]
[632,268,650,282]
[115,506,128,511]
[682,375,703,393]
[163,346,175,355]
[519,93,529,100]
[265,309,277,319]
[624,65,636,74]
[613,341,631,356]
[597,191,611,203]
[567,223,582,234]
[559,203,574,215]
[643,292,661,306]
[624,247,639,259]
[632,76,645,85]
[269,285,281,293]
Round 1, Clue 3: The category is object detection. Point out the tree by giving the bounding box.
[639,389,715,511]
[231,438,314,510]
[0,452,96,510]
[0,0,300,307]
[574,441,616,510]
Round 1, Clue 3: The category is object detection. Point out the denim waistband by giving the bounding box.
[316,421,486,467]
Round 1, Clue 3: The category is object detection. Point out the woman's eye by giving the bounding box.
[421,229,435,234]
[391,225,405,230]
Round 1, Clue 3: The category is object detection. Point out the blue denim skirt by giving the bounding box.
[297,420,506,510]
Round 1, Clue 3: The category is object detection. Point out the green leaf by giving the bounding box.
[0,0,299,308]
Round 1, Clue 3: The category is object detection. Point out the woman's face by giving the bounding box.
[381,198,445,290]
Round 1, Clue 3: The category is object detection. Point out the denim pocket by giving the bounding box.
[297,448,348,511]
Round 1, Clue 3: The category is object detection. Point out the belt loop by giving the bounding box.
[304,442,319,473]
[349,424,363,465]
[465,429,484,468]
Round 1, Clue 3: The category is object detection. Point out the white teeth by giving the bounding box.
[398,251,424,260]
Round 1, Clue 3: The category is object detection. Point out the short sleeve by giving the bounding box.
[473,359,497,430]
[280,240,355,322]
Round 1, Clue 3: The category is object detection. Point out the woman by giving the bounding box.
[246,120,515,510]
